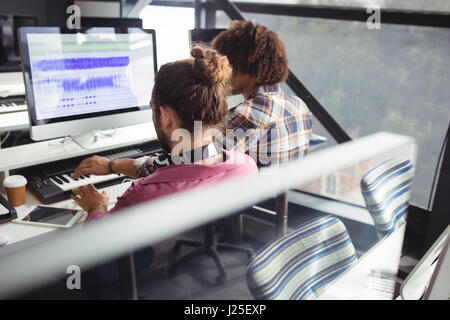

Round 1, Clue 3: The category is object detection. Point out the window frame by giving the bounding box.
[146,0,450,253]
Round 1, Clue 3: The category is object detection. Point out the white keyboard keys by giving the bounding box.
[49,173,124,192]
[0,102,27,114]
[98,180,134,209]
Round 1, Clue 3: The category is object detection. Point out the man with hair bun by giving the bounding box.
[72,46,257,220]
[69,47,257,294]
[212,20,313,168]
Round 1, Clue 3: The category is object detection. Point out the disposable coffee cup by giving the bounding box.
[3,175,27,207]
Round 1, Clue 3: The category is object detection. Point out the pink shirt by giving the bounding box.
[86,150,258,222]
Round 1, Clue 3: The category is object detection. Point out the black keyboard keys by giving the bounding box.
[52,176,64,184]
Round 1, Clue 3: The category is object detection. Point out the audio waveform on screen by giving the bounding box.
[34,74,130,94]
[34,56,130,71]
[63,75,115,92]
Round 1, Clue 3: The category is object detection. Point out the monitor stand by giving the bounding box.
[70,128,121,150]
[52,123,156,151]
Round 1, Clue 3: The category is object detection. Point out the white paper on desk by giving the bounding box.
[0,84,26,98]
[351,271,397,300]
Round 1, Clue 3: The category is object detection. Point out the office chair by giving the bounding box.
[246,215,358,300]
[83,246,155,299]
[169,133,318,282]
[169,211,254,283]
[360,157,415,236]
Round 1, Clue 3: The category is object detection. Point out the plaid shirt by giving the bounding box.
[222,84,312,167]
[134,83,312,177]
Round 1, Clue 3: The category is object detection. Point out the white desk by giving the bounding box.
[0,122,157,248]
[0,189,84,247]
[0,71,28,133]
[0,111,29,133]
[0,122,157,172]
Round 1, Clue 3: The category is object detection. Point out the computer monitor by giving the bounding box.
[18,27,157,142]
[0,15,37,70]
[80,17,142,30]
[400,224,450,300]
[189,29,244,109]
[189,28,225,49]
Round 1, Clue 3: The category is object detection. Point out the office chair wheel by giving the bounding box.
[172,244,181,255]
[172,239,202,255]
[168,264,178,277]
[216,273,227,284]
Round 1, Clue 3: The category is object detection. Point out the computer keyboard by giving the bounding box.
[100,180,134,208]
[354,271,398,300]
[17,140,162,203]
[57,180,134,212]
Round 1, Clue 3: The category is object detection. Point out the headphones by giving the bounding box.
[148,142,222,174]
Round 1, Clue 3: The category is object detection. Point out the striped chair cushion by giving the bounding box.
[360,157,414,235]
[246,215,358,300]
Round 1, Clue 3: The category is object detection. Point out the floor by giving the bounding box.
[18,226,257,300]
[17,194,419,300]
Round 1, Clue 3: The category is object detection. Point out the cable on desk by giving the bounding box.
[95,127,120,138]
[0,131,10,147]
[47,136,73,147]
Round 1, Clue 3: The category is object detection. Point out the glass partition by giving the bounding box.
[229,0,450,12]
[0,132,418,300]
[216,11,450,208]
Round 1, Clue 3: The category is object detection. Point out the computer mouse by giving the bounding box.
[0,233,9,247]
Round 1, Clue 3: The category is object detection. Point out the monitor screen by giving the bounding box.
[0,15,37,69]
[18,27,157,141]
[189,29,244,109]
[189,28,225,49]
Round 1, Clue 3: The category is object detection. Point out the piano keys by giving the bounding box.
[16,141,162,204]
[0,96,27,114]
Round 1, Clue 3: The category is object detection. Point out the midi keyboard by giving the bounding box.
[17,140,162,204]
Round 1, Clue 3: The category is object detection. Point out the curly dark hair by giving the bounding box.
[153,46,232,132]
[211,20,289,85]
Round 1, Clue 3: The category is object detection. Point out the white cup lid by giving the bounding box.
[3,175,27,188]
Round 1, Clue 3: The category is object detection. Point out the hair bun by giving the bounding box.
[191,46,232,85]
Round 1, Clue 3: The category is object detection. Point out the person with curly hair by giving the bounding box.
[70,47,258,296]
[212,20,313,168]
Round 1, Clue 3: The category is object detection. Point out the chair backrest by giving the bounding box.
[246,215,358,300]
[360,157,415,235]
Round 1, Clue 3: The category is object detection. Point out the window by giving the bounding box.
[230,0,450,12]
[216,11,450,208]
[140,5,194,67]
